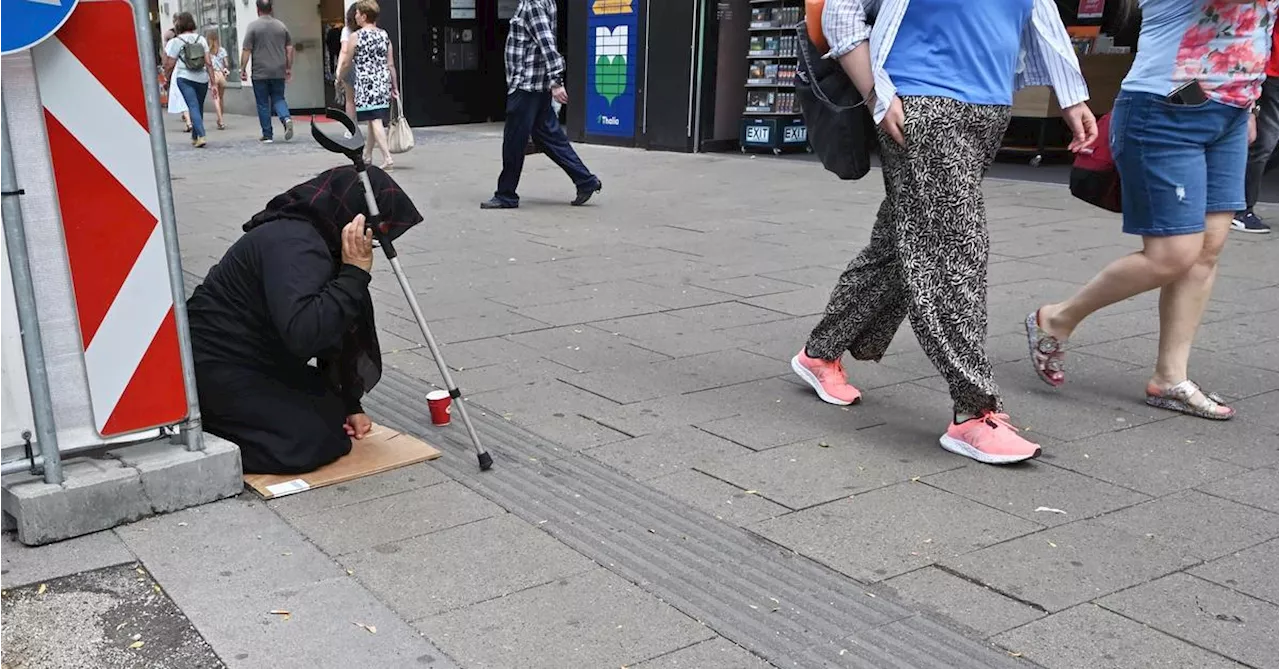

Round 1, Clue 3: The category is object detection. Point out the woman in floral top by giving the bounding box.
[1031,0,1276,420]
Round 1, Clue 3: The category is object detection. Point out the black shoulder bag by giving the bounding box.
[794,21,873,181]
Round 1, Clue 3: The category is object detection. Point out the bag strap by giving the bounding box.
[796,21,866,112]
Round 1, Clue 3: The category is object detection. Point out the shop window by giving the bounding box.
[179,0,240,80]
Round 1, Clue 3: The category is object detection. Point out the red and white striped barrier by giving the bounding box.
[30,0,187,437]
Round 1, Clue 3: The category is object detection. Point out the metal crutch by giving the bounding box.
[309,111,492,471]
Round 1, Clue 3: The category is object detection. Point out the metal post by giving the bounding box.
[2,94,64,485]
[131,0,204,451]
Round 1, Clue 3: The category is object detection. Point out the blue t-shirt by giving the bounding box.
[883,0,1035,106]
[1122,0,1274,108]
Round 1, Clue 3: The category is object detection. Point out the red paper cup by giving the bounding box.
[426,390,452,426]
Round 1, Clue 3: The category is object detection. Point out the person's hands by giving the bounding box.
[341,215,374,273]
[344,413,372,439]
[392,88,399,99]
[1248,113,1258,145]
[551,84,569,106]
[1062,102,1098,153]
[879,95,906,146]
[285,68,292,83]
[240,69,248,82]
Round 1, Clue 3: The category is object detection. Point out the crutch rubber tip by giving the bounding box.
[478,451,493,471]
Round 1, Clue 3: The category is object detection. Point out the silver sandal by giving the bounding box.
[1025,310,1067,387]
[1146,380,1234,421]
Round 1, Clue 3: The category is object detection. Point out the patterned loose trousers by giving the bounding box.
[805,96,1011,415]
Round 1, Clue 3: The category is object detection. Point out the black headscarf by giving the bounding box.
[243,167,423,401]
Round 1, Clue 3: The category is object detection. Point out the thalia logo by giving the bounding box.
[597,115,620,126]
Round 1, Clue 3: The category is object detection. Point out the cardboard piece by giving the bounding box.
[243,424,442,499]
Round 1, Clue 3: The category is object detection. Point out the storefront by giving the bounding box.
[562,0,1141,160]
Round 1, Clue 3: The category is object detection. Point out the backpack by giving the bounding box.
[178,35,206,71]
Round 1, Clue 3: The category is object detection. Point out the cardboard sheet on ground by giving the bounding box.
[244,424,442,499]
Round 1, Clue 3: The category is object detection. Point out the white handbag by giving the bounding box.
[387,95,414,154]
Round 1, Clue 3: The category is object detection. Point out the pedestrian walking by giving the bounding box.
[162,12,214,148]
[162,13,192,133]
[337,0,399,169]
[480,0,602,209]
[1234,20,1278,234]
[793,0,1096,465]
[207,29,230,131]
[1029,0,1276,421]
[241,0,295,143]
[339,5,359,125]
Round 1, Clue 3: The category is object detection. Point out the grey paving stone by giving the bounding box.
[592,313,751,358]
[741,286,832,317]
[582,391,741,438]
[450,357,583,395]
[612,279,741,310]
[1043,421,1251,497]
[922,462,1150,527]
[883,567,1044,637]
[505,324,670,372]
[563,349,783,404]
[993,604,1241,669]
[1096,489,1277,561]
[686,274,811,298]
[468,378,620,426]
[115,499,345,601]
[1197,467,1279,513]
[518,414,633,454]
[943,520,1197,612]
[1189,539,1279,605]
[632,637,771,668]
[698,432,965,510]
[759,266,841,288]
[267,462,450,521]
[512,295,667,327]
[286,481,505,557]
[753,482,1040,582]
[1099,573,1278,669]
[667,301,792,330]
[414,568,714,669]
[1078,337,1279,401]
[1,529,135,589]
[645,470,790,526]
[340,514,596,620]
[585,426,752,481]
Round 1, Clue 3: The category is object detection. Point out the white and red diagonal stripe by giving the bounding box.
[32,0,187,436]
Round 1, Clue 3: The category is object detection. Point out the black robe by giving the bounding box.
[187,167,422,474]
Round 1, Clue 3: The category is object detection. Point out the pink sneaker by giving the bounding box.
[791,350,862,405]
[940,412,1041,465]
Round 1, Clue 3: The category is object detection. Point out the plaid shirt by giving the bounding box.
[505,0,565,93]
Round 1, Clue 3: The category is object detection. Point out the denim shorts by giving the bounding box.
[1111,90,1250,237]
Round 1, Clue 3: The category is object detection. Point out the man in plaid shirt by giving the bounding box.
[481,0,602,209]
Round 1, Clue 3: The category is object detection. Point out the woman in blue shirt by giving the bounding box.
[792,0,1097,465]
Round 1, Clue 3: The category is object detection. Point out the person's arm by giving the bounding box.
[528,1,566,87]
[285,27,295,81]
[259,224,372,360]
[336,30,355,79]
[241,26,253,81]
[204,39,217,95]
[161,38,178,82]
[387,37,399,96]
[1021,0,1096,151]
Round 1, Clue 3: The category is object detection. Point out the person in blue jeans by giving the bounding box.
[480,0,601,209]
[240,0,295,143]
[162,13,213,148]
[1031,0,1276,421]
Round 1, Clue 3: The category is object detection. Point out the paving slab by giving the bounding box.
[1,529,135,589]
[631,637,771,668]
[266,462,450,521]
[882,567,1045,638]
[584,426,753,481]
[645,470,790,526]
[285,481,504,557]
[340,514,596,620]
[591,312,752,358]
[943,520,1198,612]
[1096,489,1277,561]
[922,461,1149,527]
[753,482,1040,582]
[1189,539,1279,605]
[1195,467,1279,513]
[993,604,1242,669]
[563,349,783,404]
[504,324,671,372]
[1098,573,1278,669]
[414,568,715,669]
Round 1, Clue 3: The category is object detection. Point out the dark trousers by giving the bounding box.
[251,78,291,139]
[494,89,595,205]
[1244,75,1279,212]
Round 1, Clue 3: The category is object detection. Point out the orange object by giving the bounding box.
[805,0,828,52]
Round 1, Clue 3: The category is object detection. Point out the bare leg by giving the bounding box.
[214,81,225,128]
[1038,233,1203,340]
[369,118,392,168]
[1149,213,1232,413]
[182,111,191,131]
[362,120,375,163]
[345,83,357,122]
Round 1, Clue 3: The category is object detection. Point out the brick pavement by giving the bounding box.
[7,117,1275,669]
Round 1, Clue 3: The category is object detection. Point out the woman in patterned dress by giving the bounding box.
[337,0,399,169]
[1029,0,1276,420]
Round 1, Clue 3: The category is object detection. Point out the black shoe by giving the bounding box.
[1231,211,1271,234]
[572,179,603,206]
[480,198,518,210]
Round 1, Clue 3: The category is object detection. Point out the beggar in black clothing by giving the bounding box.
[186,167,423,474]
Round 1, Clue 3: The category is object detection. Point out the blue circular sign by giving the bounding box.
[1,0,81,55]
